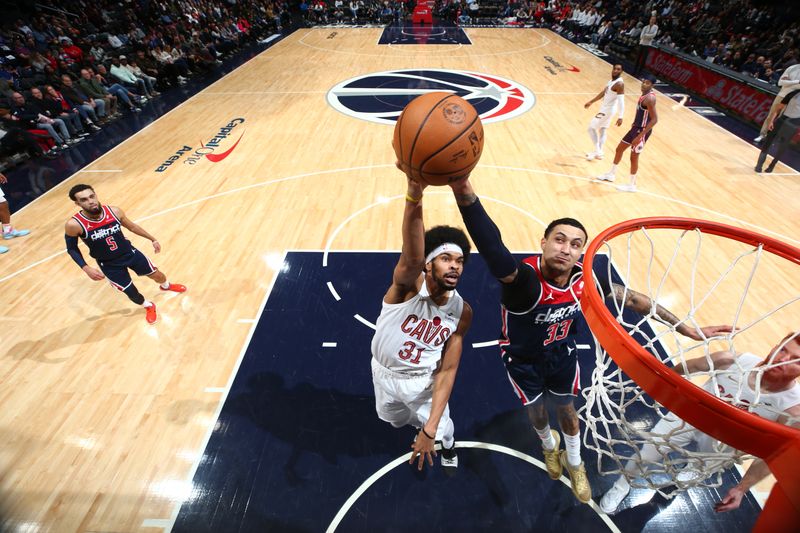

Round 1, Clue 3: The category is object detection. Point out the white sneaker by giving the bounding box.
[595,172,616,182]
[595,151,604,160]
[754,135,764,143]
[586,151,597,161]
[600,479,630,514]
[616,182,637,192]
[440,443,458,475]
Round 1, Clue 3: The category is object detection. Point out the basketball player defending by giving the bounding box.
[371,175,473,473]
[596,75,658,192]
[64,184,186,324]
[600,332,800,515]
[449,177,729,504]
[584,63,625,161]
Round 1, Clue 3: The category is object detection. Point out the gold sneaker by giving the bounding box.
[560,450,592,503]
[542,430,562,480]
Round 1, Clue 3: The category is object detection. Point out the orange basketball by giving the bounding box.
[393,92,484,186]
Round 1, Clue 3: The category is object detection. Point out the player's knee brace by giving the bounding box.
[457,199,517,279]
[123,283,146,305]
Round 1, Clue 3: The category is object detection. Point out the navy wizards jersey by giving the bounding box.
[632,92,653,128]
[499,256,584,360]
[72,205,133,261]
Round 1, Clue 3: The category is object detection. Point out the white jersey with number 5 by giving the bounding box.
[371,279,464,373]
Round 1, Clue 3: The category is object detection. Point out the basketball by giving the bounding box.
[393,92,484,186]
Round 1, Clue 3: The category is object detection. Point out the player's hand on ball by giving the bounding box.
[409,428,437,471]
[83,266,106,281]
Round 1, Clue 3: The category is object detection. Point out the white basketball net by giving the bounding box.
[578,225,800,497]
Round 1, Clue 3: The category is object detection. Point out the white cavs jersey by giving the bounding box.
[599,78,623,116]
[692,353,800,453]
[704,353,800,420]
[371,278,464,373]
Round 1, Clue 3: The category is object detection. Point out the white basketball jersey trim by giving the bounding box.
[371,276,464,373]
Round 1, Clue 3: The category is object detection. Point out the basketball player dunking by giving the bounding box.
[596,75,658,192]
[584,63,625,161]
[64,184,186,324]
[370,173,473,473]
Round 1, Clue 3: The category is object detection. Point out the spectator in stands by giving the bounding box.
[29,86,87,140]
[635,15,658,74]
[77,68,120,117]
[93,65,144,111]
[10,91,72,150]
[58,75,107,124]
[45,84,102,131]
[110,56,153,99]
[0,104,55,160]
[740,53,759,76]
[121,57,159,97]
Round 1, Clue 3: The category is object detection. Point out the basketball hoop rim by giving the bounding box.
[580,216,800,462]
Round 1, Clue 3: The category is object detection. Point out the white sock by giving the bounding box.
[588,127,598,151]
[160,281,170,289]
[610,164,618,173]
[536,425,557,451]
[629,174,637,186]
[143,300,154,308]
[2,224,11,234]
[564,432,582,467]
[598,127,607,152]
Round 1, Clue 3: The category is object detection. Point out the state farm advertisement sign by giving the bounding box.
[646,48,773,125]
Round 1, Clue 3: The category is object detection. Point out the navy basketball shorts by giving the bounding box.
[98,248,157,291]
[503,344,580,405]
[621,126,652,153]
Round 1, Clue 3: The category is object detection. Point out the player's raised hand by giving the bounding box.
[152,240,161,254]
[684,324,735,341]
[82,266,105,281]
[409,428,437,471]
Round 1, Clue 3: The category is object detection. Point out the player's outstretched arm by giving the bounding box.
[609,283,733,340]
[409,303,473,470]
[715,405,800,513]
[584,87,605,108]
[385,177,427,304]
[672,350,735,375]
[111,206,161,253]
[65,219,104,281]
[449,178,518,283]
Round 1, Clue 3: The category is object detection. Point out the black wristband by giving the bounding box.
[421,427,434,439]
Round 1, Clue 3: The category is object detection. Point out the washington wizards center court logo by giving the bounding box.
[326,69,535,125]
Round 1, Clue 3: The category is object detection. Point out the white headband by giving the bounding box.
[425,243,464,264]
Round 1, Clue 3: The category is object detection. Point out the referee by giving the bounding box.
[755,88,800,173]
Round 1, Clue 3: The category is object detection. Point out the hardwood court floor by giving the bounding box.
[1,28,798,531]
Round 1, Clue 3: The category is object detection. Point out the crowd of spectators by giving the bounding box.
[0,0,289,170]
[530,1,798,86]
[296,0,799,88]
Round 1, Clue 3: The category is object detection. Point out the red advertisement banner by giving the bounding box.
[646,48,774,125]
